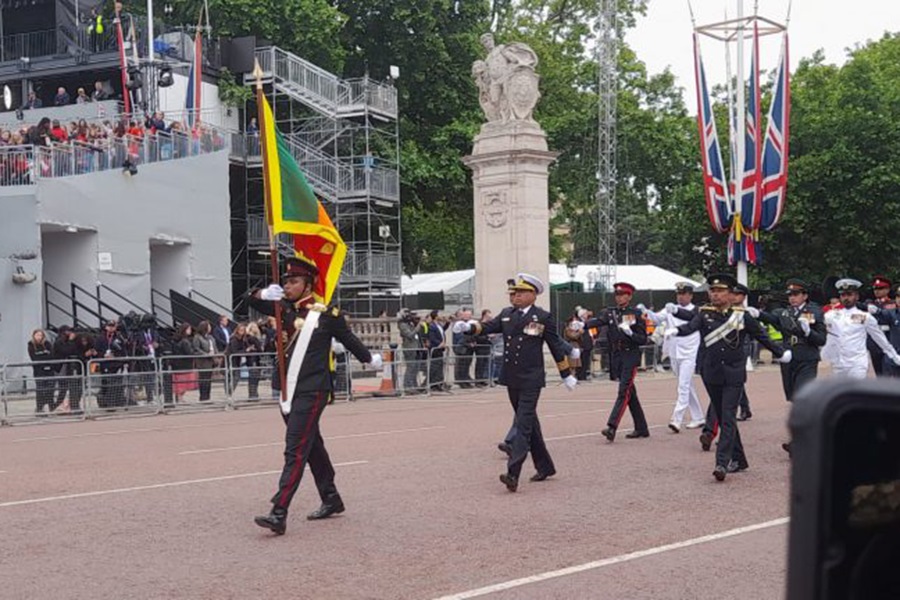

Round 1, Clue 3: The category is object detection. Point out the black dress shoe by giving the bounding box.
[625,430,650,439]
[726,460,749,473]
[499,473,518,492]
[699,432,713,452]
[529,469,556,482]
[601,427,616,442]
[254,508,287,535]
[497,442,512,456]
[781,441,792,456]
[713,465,727,482]
[736,412,752,421]
[307,498,345,520]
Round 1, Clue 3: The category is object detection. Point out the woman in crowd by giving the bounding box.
[244,322,264,400]
[27,329,57,414]
[192,320,216,402]
[171,322,198,403]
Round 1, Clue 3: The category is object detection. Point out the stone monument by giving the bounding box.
[464,33,557,313]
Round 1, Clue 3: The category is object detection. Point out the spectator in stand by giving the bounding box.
[54,86,71,106]
[27,118,52,146]
[193,320,217,401]
[27,329,57,414]
[247,117,259,135]
[0,130,11,146]
[50,120,68,142]
[145,111,167,133]
[91,81,108,101]
[75,87,90,104]
[26,91,42,109]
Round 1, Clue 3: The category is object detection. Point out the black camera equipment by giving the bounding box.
[787,379,900,600]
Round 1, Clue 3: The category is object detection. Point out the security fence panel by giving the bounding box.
[227,352,277,407]
[396,350,430,396]
[158,354,230,411]
[86,357,162,417]
[1,360,87,424]
[448,343,493,390]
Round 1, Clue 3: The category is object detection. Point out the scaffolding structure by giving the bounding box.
[595,0,618,291]
[229,46,401,317]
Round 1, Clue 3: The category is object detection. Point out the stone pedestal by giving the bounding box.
[463,121,558,313]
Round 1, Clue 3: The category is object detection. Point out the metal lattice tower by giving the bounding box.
[596,0,617,291]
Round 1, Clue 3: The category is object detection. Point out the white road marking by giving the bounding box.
[0,461,368,509]
[0,470,7,474]
[178,425,446,456]
[429,517,789,600]
[10,419,262,443]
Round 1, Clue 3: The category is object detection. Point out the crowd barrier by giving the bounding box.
[0,341,668,425]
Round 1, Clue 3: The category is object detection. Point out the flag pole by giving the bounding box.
[735,0,747,286]
[253,61,288,404]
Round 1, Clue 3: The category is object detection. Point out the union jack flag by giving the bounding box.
[730,24,763,265]
[759,33,790,231]
[693,33,732,234]
[184,11,204,128]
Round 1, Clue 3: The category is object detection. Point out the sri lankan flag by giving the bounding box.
[257,89,346,305]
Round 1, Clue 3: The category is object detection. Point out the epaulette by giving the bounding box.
[330,306,340,317]
[305,302,328,313]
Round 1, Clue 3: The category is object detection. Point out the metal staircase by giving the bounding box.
[234,44,401,316]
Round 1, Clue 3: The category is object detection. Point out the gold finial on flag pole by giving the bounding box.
[252,59,265,91]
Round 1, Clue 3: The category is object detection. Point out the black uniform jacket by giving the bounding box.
[758,302,826,362]
[585,306,648,354]
[250,294,372,394]
[477,305,570,389]
[676,306,783,385]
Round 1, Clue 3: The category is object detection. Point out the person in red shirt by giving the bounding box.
[49,120,68,142]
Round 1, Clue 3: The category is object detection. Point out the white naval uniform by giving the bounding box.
[824,306,900,379]
[648,304,703,425]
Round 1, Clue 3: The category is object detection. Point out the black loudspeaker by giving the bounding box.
[221,36,256,74]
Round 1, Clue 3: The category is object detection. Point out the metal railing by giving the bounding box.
[1,29,58,61]
[6,123,228,186]
[341,251,403,281]
[253,47,398,120]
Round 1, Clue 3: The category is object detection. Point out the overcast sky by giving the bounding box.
[627,0,899,103]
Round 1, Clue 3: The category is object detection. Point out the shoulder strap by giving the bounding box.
[282,310,322,415]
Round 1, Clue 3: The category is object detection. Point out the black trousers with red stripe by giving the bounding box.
[606,350,648,433]
[271,390,339,512]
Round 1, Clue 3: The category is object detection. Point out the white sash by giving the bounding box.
[704,311,743,347]
[281,310,321,415]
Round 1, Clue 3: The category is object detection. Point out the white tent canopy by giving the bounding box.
[402,264,700,295]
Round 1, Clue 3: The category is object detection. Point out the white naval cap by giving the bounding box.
[508,273,545,295]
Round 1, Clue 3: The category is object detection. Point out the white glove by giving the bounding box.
[332,341,346,354]
[777,350,793,364]
[618,322,633,336]
[745,306,760,318]
[868,304,879,315]
[563,374,577,391]
[570,347,581,360]
[451,320,471,334]
[799,319,811,336]
[892,355,900,367]
[635,303,648,313]
[259,284,284,301]
[568,320,585,332]
[665,303,677,314]
[369,353,384,370]
[664,328,679,339]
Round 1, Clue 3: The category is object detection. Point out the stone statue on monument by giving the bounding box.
[472,33,540,123]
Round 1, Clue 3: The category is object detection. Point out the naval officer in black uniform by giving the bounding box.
[752,278,826,454]
[251,256,381,535]
[669,274,791,481]
[461,273,577,492]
